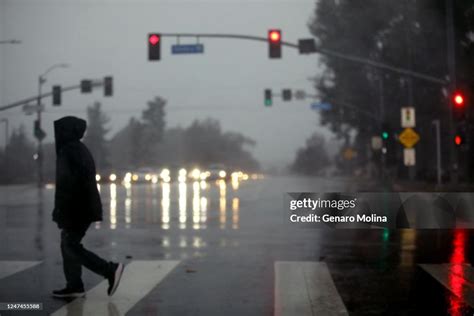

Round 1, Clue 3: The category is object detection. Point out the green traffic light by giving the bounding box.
[265,99,272,106]
[382,228,390,242]
[382,132,389,139]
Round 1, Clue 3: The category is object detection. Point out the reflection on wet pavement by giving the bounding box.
[96,179,242,232]
[3,176,474,315]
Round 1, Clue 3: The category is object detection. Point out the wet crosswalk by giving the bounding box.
[51,261,180,316]
[419,263,474,308]
[1,260,474,314]
[274,261,348,316]
[0,261,41,280]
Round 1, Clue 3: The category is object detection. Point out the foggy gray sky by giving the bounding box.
[0,0,335,168]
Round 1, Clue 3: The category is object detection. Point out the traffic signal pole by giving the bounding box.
[0,79,107,112]
[446,0,458,183]
[156,32,448,86]
[36,75,44,188]
[0,77,111,189]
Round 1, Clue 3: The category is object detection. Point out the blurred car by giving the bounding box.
[95,170,125,183]
[129,168,159,183]
[204,164,229,181]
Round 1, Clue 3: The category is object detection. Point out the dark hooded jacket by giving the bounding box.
[52,116,103,229]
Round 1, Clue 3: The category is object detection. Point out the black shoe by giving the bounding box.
[107,262,124,296]
[52,287,85,298]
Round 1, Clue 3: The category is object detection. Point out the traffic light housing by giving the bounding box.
[454,123,467,146]
[264,89,272,106]
[81,80,92,93]
[282,89,292,101]
[268,29,281,59]
[104,76,113,97]
[452,91,466,121]
[52,85,61,106]
[148,33,161,61]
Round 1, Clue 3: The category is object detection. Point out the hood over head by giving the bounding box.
[54,116,87,152]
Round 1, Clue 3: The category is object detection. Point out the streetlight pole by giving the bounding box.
[36,63,69,188]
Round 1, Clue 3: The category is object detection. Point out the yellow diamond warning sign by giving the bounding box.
[399,128,420,148]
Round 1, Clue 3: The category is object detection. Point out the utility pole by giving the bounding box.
[378,76,386,179]
[36,76,43,188]
[446,0,457,183]
[405,0,416,181]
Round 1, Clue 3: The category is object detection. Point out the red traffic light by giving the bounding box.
[149,34,160,45]
[453,92,464,107]
[454,135,462,145]
[268,29,282,59]
[269,30,281,42]
[148,33,161,61]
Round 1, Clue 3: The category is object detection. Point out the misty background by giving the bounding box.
[0,0,339,171]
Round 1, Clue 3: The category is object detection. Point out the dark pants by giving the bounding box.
[61,224,112,289]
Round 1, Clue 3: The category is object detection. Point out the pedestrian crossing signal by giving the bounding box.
[33,119,46,140]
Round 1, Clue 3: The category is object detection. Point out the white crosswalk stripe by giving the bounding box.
[0,261,41,280]
[274,261,348,316]
[51,260,180,316]
[420,263,474,307]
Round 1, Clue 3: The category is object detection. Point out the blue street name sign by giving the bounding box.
[311,102,332,110]
[171,44,204,54]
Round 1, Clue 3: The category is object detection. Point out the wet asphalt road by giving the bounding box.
[1,176,474,315]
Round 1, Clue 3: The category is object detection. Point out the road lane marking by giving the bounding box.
[420,263,474,307]
[274,261,348,316]
[0,261,41,280]
[51,260,180,316]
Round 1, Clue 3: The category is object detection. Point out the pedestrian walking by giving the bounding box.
[51,116,124,298]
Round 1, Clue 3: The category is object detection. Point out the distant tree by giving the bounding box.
[291,132,330,175]
[128,118,146,169]
[308,0,474,179]
[107,101,259,171]
[83,101,110,172]
[142,96,166,141]
[183,118,259,170]
[0,125,36,183]
[139,96,167,165]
